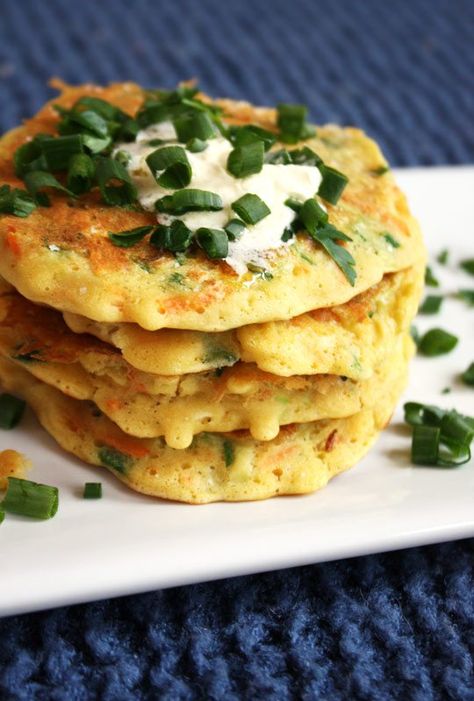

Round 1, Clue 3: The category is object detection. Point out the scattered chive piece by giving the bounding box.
[247,262,273,280]
[223,440,235,467]
[317,165,348,205]
[383,232,401,248]
[410,324,420,346]
[312,225,356,286]
[460,259,474,276]
[83,482,102,499]
[437,249,449,265]
[461,362,474,386]
[186,138,208,153]
[146,146,192,189]
[418,328,458,356]
[224,219,246,241]
[371,165,389,176]
[0,393,26,429]
[457,289,474,306]
[150,220,193,253]
[61,109,109,138]
[288,146,322,167]
[277,103,315,143]
[74,96,128,123]
[231,193,270,225]
[0,185,37,217]
[95,158,137,206]
[173,111,216,142]
[67,153,95,195]
[441,387,451,394]
[419,295,443,315]
[14,137,47,177]
[404,402,474,467]
[425,266,439,287]
[1,477,58,519]
[41,134,84,171]
[24,171,75,205]
[108,225,154,248]
[0,511,4,525]
[299,198,329,231]
[196,227,229,259]
[227,141,264,178]
[155,189,223,214]
[265,149,292,165]
[230,125,276,151]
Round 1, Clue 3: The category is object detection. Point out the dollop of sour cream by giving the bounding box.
[114,123,322,275]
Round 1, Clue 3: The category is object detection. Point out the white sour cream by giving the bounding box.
[114,123,322,275]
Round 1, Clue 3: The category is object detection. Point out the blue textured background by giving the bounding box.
[0,0,473,698]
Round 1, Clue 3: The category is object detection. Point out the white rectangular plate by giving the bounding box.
[1,166,473,617]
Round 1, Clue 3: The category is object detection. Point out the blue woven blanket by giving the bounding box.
[0,0,473,698]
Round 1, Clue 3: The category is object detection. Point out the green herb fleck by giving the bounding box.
[98,446,133,473]
[223,440,235,467]
[425,266,439,287]
[461,362,474,387]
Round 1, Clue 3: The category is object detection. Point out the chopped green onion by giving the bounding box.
[83,482,102,499]
[419,295,443,315]
[186,138,208,153]
[229,125,276,151]
[0,511,4,525]
[74,96,128,123]
[317,165,349,204]
[383,232,401,248]
[265,149,292,165]
[437,249,449,265]
[173,111,216,142]
[277,103,315,143]
[0,393,26,429]
[227,141,264,178]
[288,146,322,166]
[223,440,235,466]
[117,119,140,142]
[1,477,58,519]
[425,266,439,287]
[156,189,223,214]
[442,387,451,394]
[284,197,303,213]
[418,328,458,356]
[108,225,154,248]
[151,220,193,253]
[136,102,172,128]
[231,193,270,225]
[281,226,295,242]
[67,153,95,194]
[224,219,246,241]
[0,185,37,217]
[82,134,112,154]
[461,362,474,386]
[98,446,132,473]
[247,263,273,280]
[41,134,84,171]
[196,228,228,259]
[146,146,192,189]
[14,137,47,177]
[371,165,389,176]
[410,325,420,346]
[95,158,137,206]
[460,258,474,276]
[63,109,109,138]
[312,224,356,286]
[457,289,474,306]
[411,425,440,465]
[441,411,474,453]
[299,198,329,231]
[24,171,75,205]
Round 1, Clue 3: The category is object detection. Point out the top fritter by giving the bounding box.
[0,81,424,331]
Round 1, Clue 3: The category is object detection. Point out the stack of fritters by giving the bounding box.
[0,83,425,503]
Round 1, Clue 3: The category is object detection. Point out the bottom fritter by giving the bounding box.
[0,345,411,503]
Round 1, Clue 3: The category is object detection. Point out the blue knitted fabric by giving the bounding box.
[0,1,473,699]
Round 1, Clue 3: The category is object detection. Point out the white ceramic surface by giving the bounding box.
[1,166,473,617]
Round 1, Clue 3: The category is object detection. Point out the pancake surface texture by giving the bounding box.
[0,82,425,331]
[0,354,410,503]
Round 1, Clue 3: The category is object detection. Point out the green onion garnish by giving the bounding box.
[227,141,264,178]
[383,232,401,248]
[460,259,474,276]
[461,362,474,386]
[371,165,389,176]
[24,171,75,205]
[155,189,223,215]
[312,224,356,286]
[67,153,95,195]
[0,185,37,217]
[418,328,458,356]
[457,289,474,306]
[265,149,292,165]
[410,324,420,346]
[231,193,270,225]
[41,134,84,171]
[98,446,132,473]
[14,137,47,177]
[1,477,58,519]
[74,96,128,123]
[146,146,192,189]
[229,125,276,151]
[277,103,315,143]
[83,482,102,499]
[317,165,349,205]
[437,249,449,265]
[186,138,208,153]
[224,219,246,241]
[288,146,322,166]
[223,440,235,466]
[196,228,229,259]
[419,295,443,315]
[299,198,329,230]
[0,511,4,525]
[284,197,303,213]
[412,425,440,465]
[108,225,154,248]
[95,158,137,206]
[0,393,26,429]
[61,109,109,138]
[425,266,439,287]
[173,111,216,142]
[151,220,193,253]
